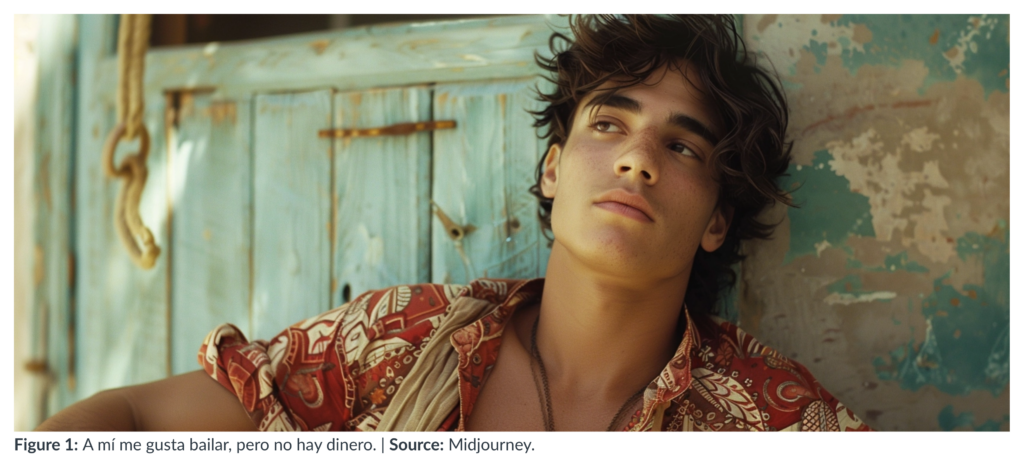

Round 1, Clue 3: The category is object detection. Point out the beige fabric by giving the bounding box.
[375,295,499,431]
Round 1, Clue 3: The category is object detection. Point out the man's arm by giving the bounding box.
[35,370,257,431]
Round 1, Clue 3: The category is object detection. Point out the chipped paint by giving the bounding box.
[937,404,975,430]
[823,274,896,305]
[753,15,1009,97]
[824,291,897,306]
[838,15,1008,96]
[459,54,487,63]
[813,239,831,257]
[847,251,929,273]
[942,16,1000,75]
[872,227,1008,396]
[308,39,331,55]
[884,252,929,273]
[938,405,1008,431]
[748,14,871,74]
[900,126,941,152]
[825,129,953,263]
[908,189,954,263]
[784,150,874,263]
[203,101,237,125]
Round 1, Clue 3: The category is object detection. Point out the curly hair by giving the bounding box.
[529,15,794,318]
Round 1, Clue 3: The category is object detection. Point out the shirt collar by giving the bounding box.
[449,277,698,430]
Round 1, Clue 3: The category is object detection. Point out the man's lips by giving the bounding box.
[593,189,655,222]
[595,201,654,222]
[593,187,655,222]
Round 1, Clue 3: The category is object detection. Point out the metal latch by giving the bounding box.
[431,201,477,279]
[431,201,476,241]
[318,120,456,138]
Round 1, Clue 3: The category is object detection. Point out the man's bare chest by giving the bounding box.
[462,306,637,432]
[463,334,546,431]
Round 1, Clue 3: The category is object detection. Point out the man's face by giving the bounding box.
[541,63,731,284]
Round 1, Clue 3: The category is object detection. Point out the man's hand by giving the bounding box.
[35,370,257,431]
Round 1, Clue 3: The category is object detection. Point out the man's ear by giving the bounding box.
[540,144,561,198]
[700,203,733,253]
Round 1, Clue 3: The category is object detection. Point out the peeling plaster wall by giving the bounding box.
[740,15,1009,431]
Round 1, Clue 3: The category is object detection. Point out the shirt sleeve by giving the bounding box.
[197,296,369,431]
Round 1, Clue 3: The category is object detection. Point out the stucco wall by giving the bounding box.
[739,14,1009,431]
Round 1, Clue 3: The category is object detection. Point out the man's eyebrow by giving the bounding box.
[585,93,719,146]
[669,112,719,146]
[585,94,642,114]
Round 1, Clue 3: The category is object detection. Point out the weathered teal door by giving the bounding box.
[48,15,563,414]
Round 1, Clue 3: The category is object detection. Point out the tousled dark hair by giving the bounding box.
[529,15,794,318]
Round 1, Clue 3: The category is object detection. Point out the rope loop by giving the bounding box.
[101,122,148,178]
[103,14,160,269]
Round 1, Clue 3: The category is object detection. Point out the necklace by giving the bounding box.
[529,315,647,431]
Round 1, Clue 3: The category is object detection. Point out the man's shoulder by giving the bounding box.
[280,279,533,353]
[200,280,538,431]
[694,316,830,403]
[696,317,801,368]
[262,279,531,430]
[282,283,466,345]
[686,316,871,431]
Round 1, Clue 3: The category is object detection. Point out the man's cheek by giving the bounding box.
[565,140,610,166]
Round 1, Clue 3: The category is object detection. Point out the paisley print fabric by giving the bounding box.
[199,278,872,432]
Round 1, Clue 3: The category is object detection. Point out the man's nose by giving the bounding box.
[614,130,660,185]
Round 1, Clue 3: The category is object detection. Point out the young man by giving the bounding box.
[38,15,870,432]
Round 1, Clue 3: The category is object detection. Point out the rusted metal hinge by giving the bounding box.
[318,120,456,139]
[24,359,50,375]
[431,201,475,241]
[431,201,477,280]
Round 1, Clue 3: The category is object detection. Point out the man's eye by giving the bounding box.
[669,142,699,158]
[593,121,621,133]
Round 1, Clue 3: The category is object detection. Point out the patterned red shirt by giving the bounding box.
[198,278,871,431]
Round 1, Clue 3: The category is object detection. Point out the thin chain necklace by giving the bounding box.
[529,315,647,431]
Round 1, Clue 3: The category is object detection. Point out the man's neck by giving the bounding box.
[531,241,690,402]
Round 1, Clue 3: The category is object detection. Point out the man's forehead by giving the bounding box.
[579,65,721,136]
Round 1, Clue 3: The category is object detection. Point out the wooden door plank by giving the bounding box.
[168,93,253,374]
[251,90,333,339]
[92,15,570,100]
[332,87,433,305]
[431,79,551,285]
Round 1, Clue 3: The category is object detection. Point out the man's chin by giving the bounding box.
[560,237,675,280]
